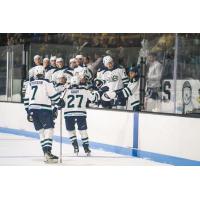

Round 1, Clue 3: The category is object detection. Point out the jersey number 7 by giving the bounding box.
[31,86,38,100]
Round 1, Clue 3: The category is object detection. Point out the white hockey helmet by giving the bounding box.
[56,71,66,84]
[103,55,113,66]
[70,76,80,86]
[34,65,45,77]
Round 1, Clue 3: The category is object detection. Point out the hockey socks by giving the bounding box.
[68,131,79,153]
[39,128,53,153]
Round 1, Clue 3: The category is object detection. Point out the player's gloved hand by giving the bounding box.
[52,107,58,120]
[94,78,104,88]
[106,91,116,99]
[57,99,65,109]
[98,86,109,96]
[101,92,112,102]
[91,91,101,103]
[27,112,33,123]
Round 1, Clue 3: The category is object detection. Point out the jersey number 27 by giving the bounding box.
[67,95,83,108]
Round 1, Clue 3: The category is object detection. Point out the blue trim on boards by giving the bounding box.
[1,127,200,166]
[0,127,133,157]
[132,112,139,156]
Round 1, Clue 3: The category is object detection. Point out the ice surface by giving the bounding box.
[0,132,169,166]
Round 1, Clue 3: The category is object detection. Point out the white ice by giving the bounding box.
[0,132,169,166]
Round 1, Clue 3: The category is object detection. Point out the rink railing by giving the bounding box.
[0,102,200,166]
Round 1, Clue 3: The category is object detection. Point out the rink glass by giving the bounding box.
[0,33,199,115]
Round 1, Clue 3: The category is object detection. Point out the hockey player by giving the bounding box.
[54,71,68,93]
[51,58,69,84]
[43,57,57,81]
[50,56,57,68]
[63,58,77,85]
[43,58,52,81]
[29,55,42,81]
[23,65,60,163]
[74,56,93,85]
[75,55,84,67]
[103,66,140,111]
[60,76,98,156]
[100,55,129,109]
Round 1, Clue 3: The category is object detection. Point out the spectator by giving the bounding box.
[146,52,163,111]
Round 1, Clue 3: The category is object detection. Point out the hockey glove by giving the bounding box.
[27,112,33,123]
[101,92,112,102]
[106,91,117,99]
[57,99,65,109]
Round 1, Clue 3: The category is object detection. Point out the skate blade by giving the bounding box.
[86,152,91,157]
[44,159,58,164]
[74,152,79,156]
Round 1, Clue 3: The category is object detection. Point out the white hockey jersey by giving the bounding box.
[73,66,93,82]
[101,66,129,91]
[45,66,56,81]
[28,66,37,80]
[63,86,97,117]
[123,80,140,110]
[51,67,69,83]
[24,78,60,111]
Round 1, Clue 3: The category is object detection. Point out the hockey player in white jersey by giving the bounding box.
[54,71,68,93]
[51,58,69,84]
[100,55,129,109]
[74,56,93,84]
[23,65,61,163]
[103,66,140,111]
[43,57,57,81]
[60,76,97,156]
[64,57,92,88]
[63,58,77,85]
[29,55,42,81]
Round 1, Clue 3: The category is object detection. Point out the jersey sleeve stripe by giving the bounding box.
[123,88,129,98]
[131,100,140,106]
[49,93,60,99]
[126,87,133,95]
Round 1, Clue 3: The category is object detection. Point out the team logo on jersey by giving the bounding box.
[112,75,118,81]
[182,81,192,105]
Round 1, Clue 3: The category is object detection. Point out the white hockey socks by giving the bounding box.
[79,130,89,146]
[40,128,54,153]
[67,130,77,143]
[68,130,79,151]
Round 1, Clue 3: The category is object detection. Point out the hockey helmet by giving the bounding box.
[56,71,67,84]
[34,65,45,77]
[70,76,80,86]
[128,66,139,73]
[103,55,113,66]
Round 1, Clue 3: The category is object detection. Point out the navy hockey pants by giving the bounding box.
[65,116,87,131]
[30,109,54,131]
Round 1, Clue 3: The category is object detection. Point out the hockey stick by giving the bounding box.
[59,109,63,163]
[59,87,68,163]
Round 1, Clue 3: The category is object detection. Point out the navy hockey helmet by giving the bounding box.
[128,66,139,73]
